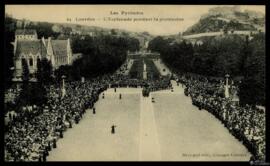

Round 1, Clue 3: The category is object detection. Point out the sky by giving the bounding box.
[5,5,265,36]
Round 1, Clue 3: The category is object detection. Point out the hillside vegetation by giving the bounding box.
[183,6,265,35]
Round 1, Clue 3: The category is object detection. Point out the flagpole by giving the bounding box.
[225,74,230,98]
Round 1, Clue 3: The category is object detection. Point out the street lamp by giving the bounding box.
[81,76,85,83]
[225,74,230,98]
[61,75,66,98]
[10,67,15,79]
[10,67,19,89]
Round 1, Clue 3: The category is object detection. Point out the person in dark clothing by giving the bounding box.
[93,107,96,114]
[42,151,47,162]
[102,93,105,99]
[60,130,63,138]
[184,88,189,96]
[114,88,116,92]
[79,112,82,118]
[111,125,117,134]
[48,142,51,151]
[38,155,42,162]
[46,147,49,156]
[9,113,12,120]
[75,115,79,124]
[53,139,57,148]
[119,94,122,99]
[69,121,72,128]
[249,155,256,162]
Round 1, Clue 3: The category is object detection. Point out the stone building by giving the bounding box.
[12,29,73,79]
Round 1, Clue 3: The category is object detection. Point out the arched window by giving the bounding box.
[29,58,33,66]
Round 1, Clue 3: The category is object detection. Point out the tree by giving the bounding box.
[110,29,117,35]
[22,58,29,82]
[4,15,16,89]
[60,34,137,80]
[28,83,47,106]
[127,37,140,52]
[17,82,48,107]
[18,59,33,107]
[52,25,62,33]
[36,58,42,83]
[54,65,73,81]
[19,58,50,107]
[148,36,167,52]
[239,33,265,106]
[148,32,265,106]
[62,27,72,35]
[36,58,53,85]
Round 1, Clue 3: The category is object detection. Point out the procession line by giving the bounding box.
[139,94,144,161]
[139,93,161,161]
[149,93,162,160]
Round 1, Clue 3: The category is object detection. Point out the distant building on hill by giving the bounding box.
[12,29,73,80]
[15,29,38,40]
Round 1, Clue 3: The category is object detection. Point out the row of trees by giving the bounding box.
[4,16,16,89]
[55,34,140,80]
[129,59,144,79]
[17,58,52,108]
[144,58,160,80]
[148,33,265,106]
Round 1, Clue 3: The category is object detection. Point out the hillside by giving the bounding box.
[7,14,154,47]
[183,6,265,36]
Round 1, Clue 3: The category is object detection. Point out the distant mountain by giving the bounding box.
[183,6,265,36]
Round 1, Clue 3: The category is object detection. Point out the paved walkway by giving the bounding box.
[139,94,161,161]
[48,81,250,161]
[153,59,171,76]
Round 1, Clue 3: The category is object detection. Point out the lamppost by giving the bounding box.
[225,74,230,98]
[61,75,66,99]
[10,66,15,80]
[10,67,19,90]
[81,76,85,83]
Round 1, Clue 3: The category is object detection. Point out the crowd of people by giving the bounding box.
[109,74,171,91]
[4,84,22,114]
[4,75,110,161]
[4,62,265,161]
[4,71,172,162]
[5,87,20,101]
[176,73,266,161]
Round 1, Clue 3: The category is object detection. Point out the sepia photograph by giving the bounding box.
[3,4,267,162]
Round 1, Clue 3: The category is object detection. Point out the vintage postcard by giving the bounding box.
[4,4,266,162]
